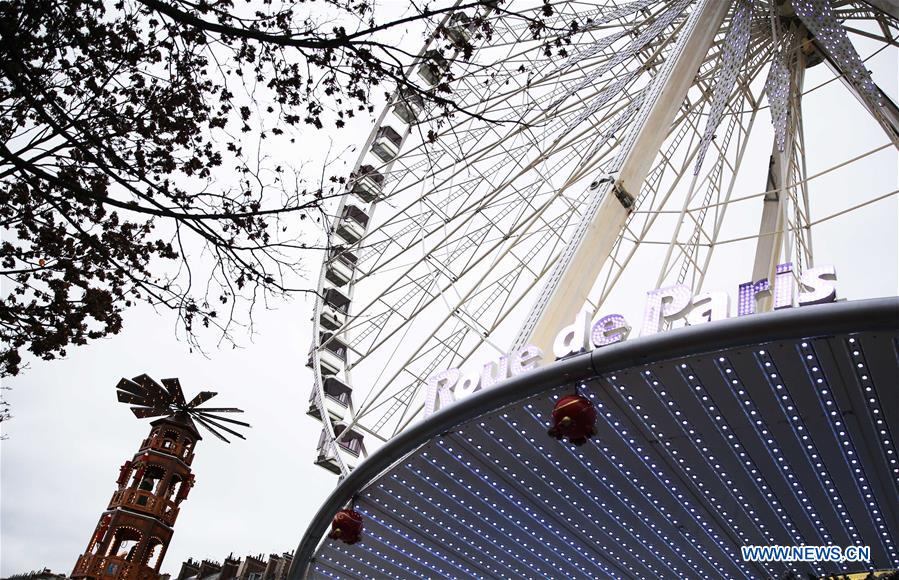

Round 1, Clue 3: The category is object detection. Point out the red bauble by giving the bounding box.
[547,394,597,446]
[328,509,364,544]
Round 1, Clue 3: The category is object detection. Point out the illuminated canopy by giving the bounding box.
[291,298,899,579]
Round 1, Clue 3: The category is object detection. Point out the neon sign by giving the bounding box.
[424,263,837,417]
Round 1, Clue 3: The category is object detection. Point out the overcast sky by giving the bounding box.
[2,4,897,578]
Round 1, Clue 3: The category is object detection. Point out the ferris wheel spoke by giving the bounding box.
[352,100,638,289]
[357,181,544,285]
[776,76,816,274]
[549,0,692,112]
[609,101,740,298]
[493,0,647,37]
[424,67,637,167]
[422,19,669,152]
[847,1,899,22]
[368,74,653,255]
[356,56,656,254]
[417,215,577,353]
[355,324,471,425]
[563,29,736,182]
[818,52,899,140]
[358,137,551,257]
[346,196,582,380]
[344,194,572,364]
[787,123,815,272]
[693,0,753,174]
[367,160,582,289]
[613,111,708,293]
[354,304,492,430]
[751,23,807,301]
[841,21,899,45]
[387,255,567,437]
[686,117,756,289]
[652,16,761,287]
[443,2,658,116]
[356,248,563,436]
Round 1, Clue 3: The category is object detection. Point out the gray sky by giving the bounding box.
[2,4,897,577]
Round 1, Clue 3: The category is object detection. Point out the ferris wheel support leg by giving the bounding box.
[515,0,730,356]
[752,41,807,313]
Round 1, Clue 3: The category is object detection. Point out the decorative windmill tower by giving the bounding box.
[72,375,248,580]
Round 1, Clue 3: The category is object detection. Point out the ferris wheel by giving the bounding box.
[305,0,899,477]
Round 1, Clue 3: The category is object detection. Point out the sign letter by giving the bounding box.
[642,285,692,336]
[511,345,543,375]
[591,314,630,347]
[685,291,729,326]
[553,309,591,359]
[454,369,481,400]
[423,369,460,417]
[480,356,509,389]
[798,266,837,306]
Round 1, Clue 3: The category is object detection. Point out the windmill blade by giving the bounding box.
[116,377,150,399]
[161,378,187,406]
[117,390,154,407]
[193,413,247,440]
[195,411,251,428]
[116,375,248,446]
[191,415,232,443]
[186,391,217,408]
[133,373,169,396]
[131,407,172,419]
[132,374,174,407]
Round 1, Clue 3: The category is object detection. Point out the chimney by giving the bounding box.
[177,559,200,580]
[198,560,222,579]
[262,555,281,580]
[236,555,266,580]
[221,555,240,580]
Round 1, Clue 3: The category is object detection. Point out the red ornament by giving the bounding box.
[547,394,597,446]
[132,453,153,484]
[328,509,364,544]
[116,460,132,486]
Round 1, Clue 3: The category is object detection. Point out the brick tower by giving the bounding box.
[72,375,248,580]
